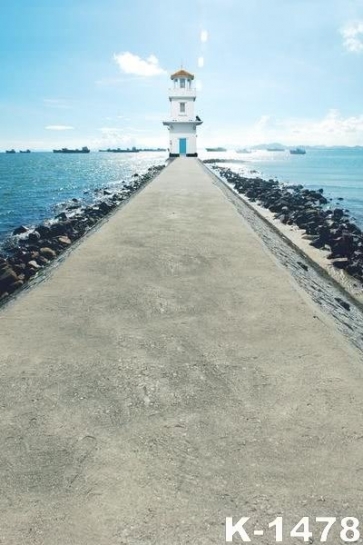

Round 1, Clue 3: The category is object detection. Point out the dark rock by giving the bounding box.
[37,225,51,238]
[13,225,29,236]
[333,208,344,219]
[39,247,57,260]
[297,261,309,271]
[332,259,350,270]
[0,267,18,290]
[28,231,41,243]
[335,297,351,311]
[7,280,23,293]
[56,212,68,221]
[50,221,72,237]
[346,262,362,276]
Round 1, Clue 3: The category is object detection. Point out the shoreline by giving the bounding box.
[0,164,165,307]
[206,162,363,300]
[204,161,363,352]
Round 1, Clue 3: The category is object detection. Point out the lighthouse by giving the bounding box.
[163,68,202,157]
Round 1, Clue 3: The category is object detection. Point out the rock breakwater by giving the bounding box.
[0,165,164,304]
[210,165,363,286]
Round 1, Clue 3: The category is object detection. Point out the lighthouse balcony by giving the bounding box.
[168,87,197,99]
[163,118,203,126]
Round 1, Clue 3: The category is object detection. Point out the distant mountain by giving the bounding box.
[249,143,285,150]
[246,143,363,150]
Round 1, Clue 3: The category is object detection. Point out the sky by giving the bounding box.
[1,0,363,150]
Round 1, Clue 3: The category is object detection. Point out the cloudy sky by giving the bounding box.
[1,0,363,150]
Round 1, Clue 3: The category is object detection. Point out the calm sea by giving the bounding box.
[0,151,167,246]
[0,148,363,247]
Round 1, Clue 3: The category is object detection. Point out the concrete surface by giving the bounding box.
[1,157,363,544]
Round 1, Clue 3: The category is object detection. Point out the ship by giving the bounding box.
[99,147,139,153]
[236,148,251,154]
[5,149,16,154]
[205,147,227,152]
[290,148,306,155]
[53,146,90,154]
[267,147,285,152]
[20,149,31,153]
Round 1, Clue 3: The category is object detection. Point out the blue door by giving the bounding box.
[179,138,187,155]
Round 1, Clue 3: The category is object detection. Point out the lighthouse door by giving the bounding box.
[179,138,187,155]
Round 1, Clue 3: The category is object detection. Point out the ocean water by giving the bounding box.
[1,148,363,248]
[0,151,167,245]
[201,147,363,226]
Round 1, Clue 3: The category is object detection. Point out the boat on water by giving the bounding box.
[290,148,306,155]
[19,149,31,153]
[53,146,90,154]
[205,147,227,152]
[5,149,16,154]
[236,148,251,154]
[99,147,139,153]
[267,148,285,152]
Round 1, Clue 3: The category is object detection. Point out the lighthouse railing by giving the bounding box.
[168,88,196,99]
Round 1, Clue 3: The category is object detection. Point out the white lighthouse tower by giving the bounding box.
[163,68,202,157]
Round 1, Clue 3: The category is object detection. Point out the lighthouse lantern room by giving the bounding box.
[163,68,202,157]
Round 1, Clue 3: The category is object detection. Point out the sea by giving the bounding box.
[204,147,363,226]
[0,147,363,248]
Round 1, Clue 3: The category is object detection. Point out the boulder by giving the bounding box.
[28,231,41,243]
[55,212,68,221]
[7,280,23,293]
[57,236,72,246]
[27,260,41,269]
[13,225,29,236]
[36,225,51,238]
[333,208,344,220]
[0,267,18,290]
[40,247,57,259]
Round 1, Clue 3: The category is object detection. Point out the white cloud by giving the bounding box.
[198,56,204,68]
[91,126,165,150]
[254,110,363,145]
[45,125,74,131]
[201,110,363,147]
[340,21,363,52]
[113,52,166,76]
[200,30,208,43]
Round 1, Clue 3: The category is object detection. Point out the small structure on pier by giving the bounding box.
[163,68,202,157]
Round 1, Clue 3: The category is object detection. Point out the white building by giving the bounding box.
[163,68,202,157]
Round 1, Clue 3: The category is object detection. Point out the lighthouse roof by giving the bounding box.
[170,69,194,80]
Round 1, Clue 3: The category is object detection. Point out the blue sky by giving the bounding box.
[1,0,363,150]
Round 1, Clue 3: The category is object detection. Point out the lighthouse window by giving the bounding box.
[180,78,185,88]
[180,102,186,113]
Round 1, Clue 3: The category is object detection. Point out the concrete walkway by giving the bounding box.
[1,157,363,544]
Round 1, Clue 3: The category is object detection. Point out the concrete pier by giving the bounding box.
[1,157,363,544]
